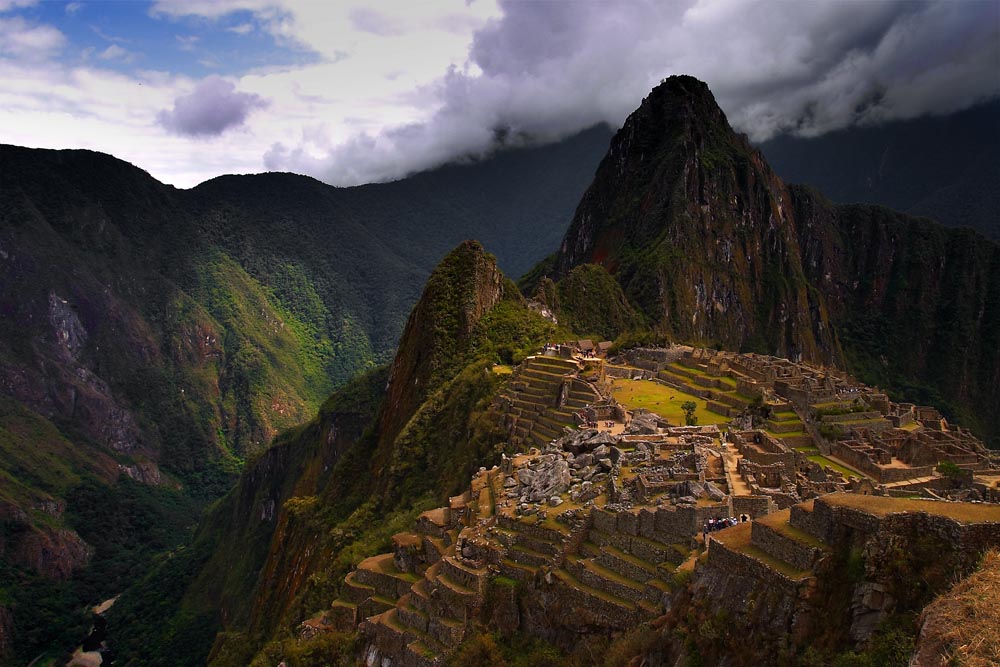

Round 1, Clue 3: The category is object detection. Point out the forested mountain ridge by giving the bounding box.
[106,240,566,666]
[759,99,1000,241]
[0,127,610,664]
[105,78,999,667]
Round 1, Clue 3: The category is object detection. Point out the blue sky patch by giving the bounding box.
[22,1,318,77]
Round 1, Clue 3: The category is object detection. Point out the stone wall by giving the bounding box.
[750,522,822,572]
[822,411,883,423]
[593,503,731,546]
[789,503,822,538]
[705,535,805,597]
[805,496,1000,553]
[733,495,775,519]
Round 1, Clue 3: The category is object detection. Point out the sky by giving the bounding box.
[1,0,997,189]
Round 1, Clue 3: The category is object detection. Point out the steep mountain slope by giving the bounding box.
[534,76,999,447]
[759,100,1000,241]
[106,241,566,666]
[0,129,608,664]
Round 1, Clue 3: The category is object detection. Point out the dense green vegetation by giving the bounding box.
[105,242,574,666]
[1,478,197,665]
[0,128,610,663]
[530,264,645,341]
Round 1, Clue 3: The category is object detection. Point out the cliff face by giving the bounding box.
[791,191,1000,442]
[543,76,1000,445]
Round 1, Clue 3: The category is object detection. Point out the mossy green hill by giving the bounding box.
[0,128,610,664]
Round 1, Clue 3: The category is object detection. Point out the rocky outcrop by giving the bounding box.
[372,241,510,495]
[377,240,507,448]
[11,526,92,581]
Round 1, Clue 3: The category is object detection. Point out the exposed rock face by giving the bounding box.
[514,454,571,502]
[790,191,1000,445]
[542,75,1000,445]
[118,460,165,485]
[11,526,92,581]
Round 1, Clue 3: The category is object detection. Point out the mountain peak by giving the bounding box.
[375,240,508,451]
[550,74,832,362]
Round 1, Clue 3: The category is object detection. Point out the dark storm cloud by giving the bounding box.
[158,75,268,137]
[272,0,1000,185]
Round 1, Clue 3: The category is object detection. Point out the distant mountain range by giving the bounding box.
[759,99,1000,241]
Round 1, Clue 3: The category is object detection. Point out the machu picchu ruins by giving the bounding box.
[314,343,1000,666]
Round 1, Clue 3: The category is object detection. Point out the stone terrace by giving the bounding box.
[704,494,1000,633]
[496,355,601,450]
[330,421,737,665]
[320,347,997,666]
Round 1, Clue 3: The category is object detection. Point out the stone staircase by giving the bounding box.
[498,356,600,449]
[766,409,815,449]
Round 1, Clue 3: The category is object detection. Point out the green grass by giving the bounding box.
[807,455,863,478]
[611,378,729,425]
[765,429,807,439]
[823,493,1000,524]
[714,375,738,389]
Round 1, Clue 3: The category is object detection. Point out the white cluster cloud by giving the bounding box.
[0,0,996,188]
[98,43,138,64]
[0,0,37,13]
[0,15,64,61]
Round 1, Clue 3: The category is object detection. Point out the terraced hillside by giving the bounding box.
[496,355,601,449]
[323,415,743,666]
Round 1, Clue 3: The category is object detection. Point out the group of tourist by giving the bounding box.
[580,419,616,429]
[702,516,739,540]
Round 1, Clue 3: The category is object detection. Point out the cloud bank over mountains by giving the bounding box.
[0,0,996,188]
[277,0,999,186]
